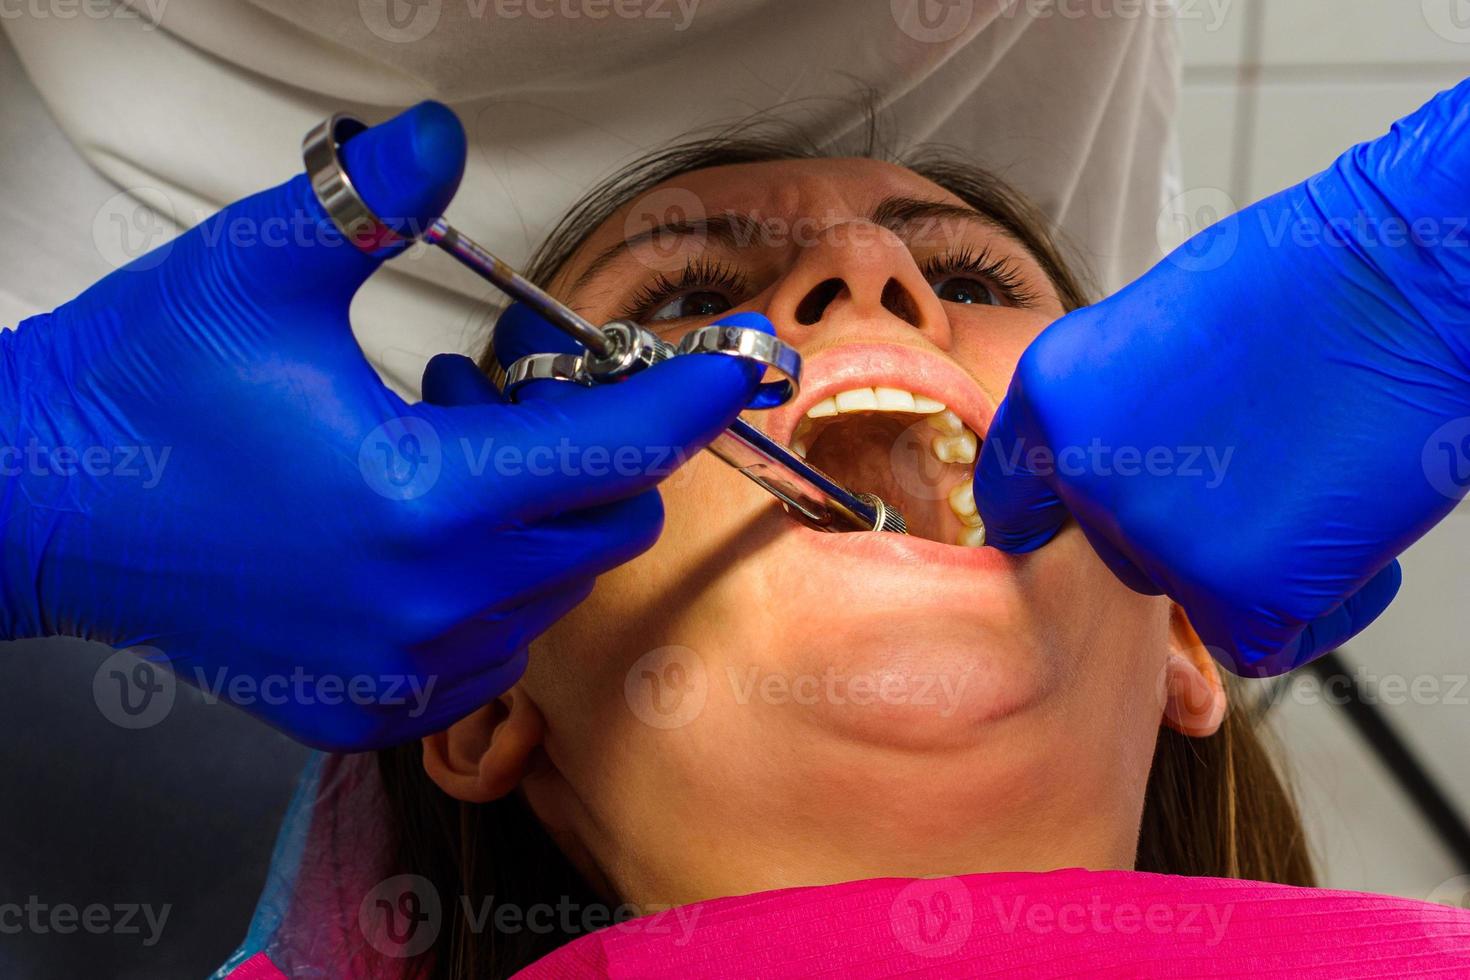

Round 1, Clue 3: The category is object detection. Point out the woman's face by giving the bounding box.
[425,158,1224,908]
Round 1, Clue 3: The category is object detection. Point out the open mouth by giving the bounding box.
[792,390,984,546]
[761,345,992,549]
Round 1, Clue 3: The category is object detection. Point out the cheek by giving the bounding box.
[521,451,772,723]
[1018,530,1175,739]
[948,308,1057,398]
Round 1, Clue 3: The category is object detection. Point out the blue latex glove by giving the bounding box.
[975,79,1470,677]
[0,103,762,749]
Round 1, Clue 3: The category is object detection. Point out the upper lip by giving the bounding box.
[757,340,996,445]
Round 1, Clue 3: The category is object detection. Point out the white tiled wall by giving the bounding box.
[1177,1,1470,901]
[1180,1,1468,202]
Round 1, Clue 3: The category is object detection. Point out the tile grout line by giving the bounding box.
[1186,62,1470,85]
[1229,0,1266,206]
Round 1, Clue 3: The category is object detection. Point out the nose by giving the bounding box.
[765,219,951,347]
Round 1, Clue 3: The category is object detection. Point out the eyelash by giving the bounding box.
[617,245,1038,323]
[919,245,1040,308]
[620,256,752,324]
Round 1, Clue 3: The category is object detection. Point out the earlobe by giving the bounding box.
[422,687,546,803]
[1161,606,1228,738]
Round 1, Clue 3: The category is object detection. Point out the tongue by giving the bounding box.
[804,415,958,542]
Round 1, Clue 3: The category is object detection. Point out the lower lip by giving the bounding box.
[786,515,1015,574]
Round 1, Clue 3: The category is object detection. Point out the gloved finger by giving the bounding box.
[493,305,774,405]
[85,102,466,327]
[329,642,534,751]
[489,302,598,403]
[438,343,761,524]
[399,580,597,745]
[422,352,506,407]
[491,302,585,367]
[973,392,1069,553]
[484,490,665,609]
[1288,560,1405,670]
[417,497,663,709]
[1217,560,1404,678]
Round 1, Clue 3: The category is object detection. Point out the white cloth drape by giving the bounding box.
[2,0,1181,395]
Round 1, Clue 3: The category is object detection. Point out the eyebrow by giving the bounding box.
[568,194,1023,294]
[570,212,767,293]
[869,196,1023,246]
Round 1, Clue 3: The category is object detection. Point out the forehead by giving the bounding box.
[659,156,968,218]
[574,157,971,260]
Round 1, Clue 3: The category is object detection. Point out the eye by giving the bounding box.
[621,257,751,325]
[648,290,735,322]
[930,275,1000,306]
[918,245,1039,309]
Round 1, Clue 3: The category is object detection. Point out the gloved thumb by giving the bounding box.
[422,352,506,407]
[434,312,771,524]
[1208,560,1404,678]
[111,101,466,322]
[973,383,1070,553]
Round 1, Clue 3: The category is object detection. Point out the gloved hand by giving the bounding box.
[975,79,1470,677]
[0,102,763,749]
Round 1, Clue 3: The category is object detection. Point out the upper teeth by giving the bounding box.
[788,386,986,549]
[791,386,950,456]
[807,387,946,418]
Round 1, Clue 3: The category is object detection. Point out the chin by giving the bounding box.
[752,554,1055,752]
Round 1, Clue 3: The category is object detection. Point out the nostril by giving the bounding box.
[880,278,921,325]
[795,278,846,326]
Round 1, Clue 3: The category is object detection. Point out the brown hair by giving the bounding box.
[377,116,1314,980]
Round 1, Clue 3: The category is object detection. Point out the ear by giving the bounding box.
[1161,605,1228,738]
[422,686,546,803]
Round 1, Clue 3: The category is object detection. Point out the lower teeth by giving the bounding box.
[956,524,987,548]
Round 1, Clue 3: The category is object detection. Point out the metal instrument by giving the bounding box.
[303,112,906,535]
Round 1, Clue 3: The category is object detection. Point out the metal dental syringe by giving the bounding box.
[303,112,906,535]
